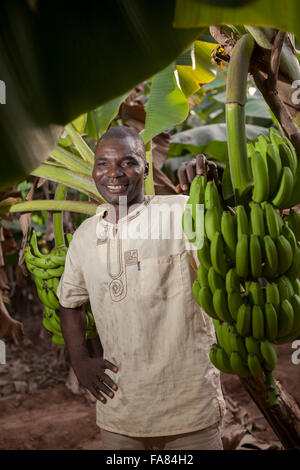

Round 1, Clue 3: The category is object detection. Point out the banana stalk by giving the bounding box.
[226,34,254,203]
[144,140,155,196]
[53,184,67,248]
[9,200,98,216]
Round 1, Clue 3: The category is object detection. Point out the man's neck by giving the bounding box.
[104,195,145,224]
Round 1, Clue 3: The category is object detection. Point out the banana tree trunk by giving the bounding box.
[239,375,300,449]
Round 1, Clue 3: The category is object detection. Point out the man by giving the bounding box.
[57,126,226,450]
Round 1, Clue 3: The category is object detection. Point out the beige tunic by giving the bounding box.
[57,194,226,437]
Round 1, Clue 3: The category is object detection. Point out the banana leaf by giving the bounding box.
[174,0,300,41]
[168,123,269,162]
[0,0,202,190]
[176,41,218,98]
[141,64,189,144]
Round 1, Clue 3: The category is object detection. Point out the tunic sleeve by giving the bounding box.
[56,241,89,308]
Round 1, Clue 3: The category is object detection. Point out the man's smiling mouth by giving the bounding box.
[106,184,129,192]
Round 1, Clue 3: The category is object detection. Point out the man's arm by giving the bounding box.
[59,304,118,404]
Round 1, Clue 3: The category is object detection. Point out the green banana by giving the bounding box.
[205,206,221,242]
[250,203,265,237]
[282,222,297,254]
[251,150,270,203]
[27,264,65,279]
[236,205,250,239]
[29,231,49,258]
[286,245,300,280]
[197,237,211,271]
[287,209,300,242]
[221,211,237,260]
[228,289,245,321]
[197,264,209,288]
[277,275,294,301]
[264,303,278,342]
[275,235,293,274]
[236,234,249,279]
[278,141,297,176]
[182,207,196,244]
[260,340,277,371]
[273,326,300,344]
[263,235,279,278]
[221,322,234,357]
[210,232,229,277]
[269,127,282,149]
[208,267,225,293]
[199,286,219,320]
[278,299,294,337]
[248,281,264,307]
[252,304,265,341]
[225,268,240,294]
[192,280,201,305]
[24,246,59,269]
[249,234,262,278]
[264,203,280,239]
[272,166,294,210]
[204,180,222,214]
[245,336,263,360]
[191,176,206,224]
[291,294,300,331]
[209,344,220,370]
[291,278,300,296]
[254,134,269,161]
[213,319,223,348]
[265,144,282,197]
[248,352,264,377]
[52,335,66,346]
[230,351,250,377]
[236,304,252,337]
[213,288,233,322]
[216,347,234,374]
[229,331,248,361]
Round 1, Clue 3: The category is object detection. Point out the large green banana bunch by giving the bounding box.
[184,158,300,405]
[25,230,97,345]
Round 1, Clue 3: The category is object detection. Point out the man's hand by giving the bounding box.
[59,304,119,404]
[72,356,119,404]
[175,153,221,194]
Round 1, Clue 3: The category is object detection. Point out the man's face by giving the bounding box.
[92,136,148,205]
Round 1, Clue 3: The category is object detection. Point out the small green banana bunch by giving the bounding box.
[248,127,300,209]
[25,230,97,345]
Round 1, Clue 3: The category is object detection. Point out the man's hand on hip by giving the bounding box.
[72,357,119,404]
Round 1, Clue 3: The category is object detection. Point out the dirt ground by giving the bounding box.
[0,311,299,450]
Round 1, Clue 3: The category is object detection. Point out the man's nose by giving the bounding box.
[106,165,123,177]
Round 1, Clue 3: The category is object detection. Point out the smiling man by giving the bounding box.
[57,126,225,451]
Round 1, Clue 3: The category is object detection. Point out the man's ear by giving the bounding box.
[144,162,149,179]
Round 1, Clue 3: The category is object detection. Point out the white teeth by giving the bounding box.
[107,185,127,190]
